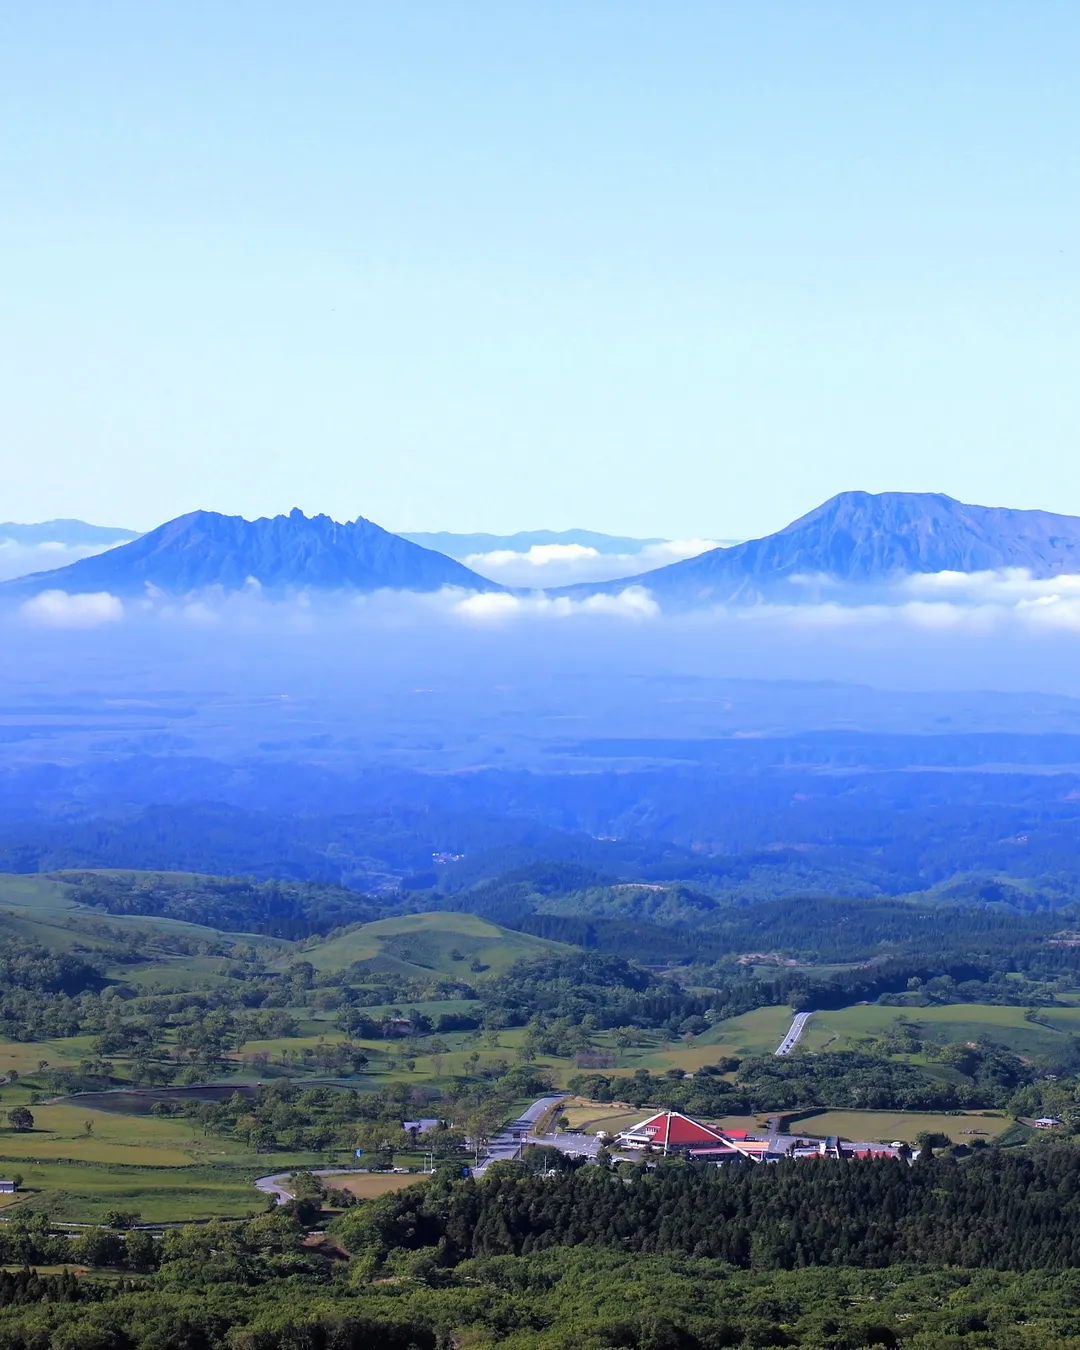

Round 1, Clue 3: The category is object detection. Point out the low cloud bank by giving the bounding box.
[20,589,124,628]
[453,586,659,622]
[10,568,1080,637]
[463,538,723,585]
[0,540,116,583]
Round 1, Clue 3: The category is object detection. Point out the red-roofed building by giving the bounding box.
[616,1111,729,1152]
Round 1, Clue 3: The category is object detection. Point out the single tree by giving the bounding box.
[7,1107,33,1132]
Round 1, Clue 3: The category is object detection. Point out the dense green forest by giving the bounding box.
[10,1154,1080,1346]
[341,1147,1080,1271]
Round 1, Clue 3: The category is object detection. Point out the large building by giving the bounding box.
[615,1111,902,1163]
[617,1110,727,1151]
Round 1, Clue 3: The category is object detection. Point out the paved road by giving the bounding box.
[775,1011,813,1056]
[258,1095,570,1198]
[473,1094,567,1175]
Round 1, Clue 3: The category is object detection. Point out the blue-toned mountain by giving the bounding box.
[0,508,497,597]
[569,492,1080,604]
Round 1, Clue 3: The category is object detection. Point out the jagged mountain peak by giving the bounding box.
[0,507,499,597]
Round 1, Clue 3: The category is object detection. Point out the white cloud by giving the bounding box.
[0,541,116,582]
[20,589,124,628]
[462,538,724,586]
[452,586,659,623]
[466,543,600,569]
[680,569,1080,636]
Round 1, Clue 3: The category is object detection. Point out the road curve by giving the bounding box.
[254,1166,398,1205]
[256,1095,570,1201]
[775,1010,813,1056]
[474,1094,568,1175]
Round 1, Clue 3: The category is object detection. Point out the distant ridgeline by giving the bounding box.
[6,490,1080,603]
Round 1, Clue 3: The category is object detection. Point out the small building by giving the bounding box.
[1034,1116,1063,1129]
[404,1118,441,1138]
[0,1180,17,1194]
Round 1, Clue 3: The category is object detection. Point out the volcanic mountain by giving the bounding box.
[569,492,1080,605]
[0,508,498,597]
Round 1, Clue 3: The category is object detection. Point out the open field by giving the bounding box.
[0,1104,262,1167]
[592,1006,796,1077]
[299,912,568,979]
[330,1172,428,1200]
[801,1003,1080,1058]
[696,1006,798,1056]
[0,1035,94,1078]
[6,1161,271,1222]
[790,1109,1012,1144]
[0,872,258,951]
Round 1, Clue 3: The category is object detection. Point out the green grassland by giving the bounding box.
[297,911,570,978]
[789,1108,1013,1145]
[5,1161,271,1222]
[801,1002,1080,1058]
[0,1104,264,1167]
[593,1007,796,1076]
[0,1104,329,1221]
[0,872,283,988]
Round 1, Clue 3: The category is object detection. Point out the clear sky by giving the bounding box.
[3,2,1080,538]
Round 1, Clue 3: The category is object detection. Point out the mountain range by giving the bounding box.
[0,519,139,547]
[4,491,1080,604]
[0,508,496,597]
[564,492,1080,604]
[401,528,670,557]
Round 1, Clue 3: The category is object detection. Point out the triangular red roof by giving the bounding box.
[624,1111,727,1147]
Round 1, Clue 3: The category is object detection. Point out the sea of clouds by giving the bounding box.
[13,567,1080,637]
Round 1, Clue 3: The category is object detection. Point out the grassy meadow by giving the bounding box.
[801,1002,1080,1058]
[330,1172,428,1200]
[788,1109,1013,1145]
[298,911,569,978]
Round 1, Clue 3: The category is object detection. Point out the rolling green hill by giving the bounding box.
[298,911,571,978]
[0,872,281,950]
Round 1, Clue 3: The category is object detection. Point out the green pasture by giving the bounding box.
[113,956,255,992]
[0,1035,97,1079]
[801,1003,1080,1058]
[299,911,568,979]
[0,1103,263,1167]
[6,1161,271,1223]
[0,871,282,961]
[789,1108,1012,1145]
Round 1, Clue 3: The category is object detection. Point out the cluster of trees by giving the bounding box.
[570,1039,1041,1116]
[340,1145,1080,1273]
[66,871,382,939]
[12,1249,1080,1348]
[154,1068,552,1157]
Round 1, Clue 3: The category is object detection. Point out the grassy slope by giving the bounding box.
[0,871,287,953]
[802,1003,1080,1057]
[299,911,570,978]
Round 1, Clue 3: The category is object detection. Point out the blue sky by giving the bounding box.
[3,2,1080,538]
